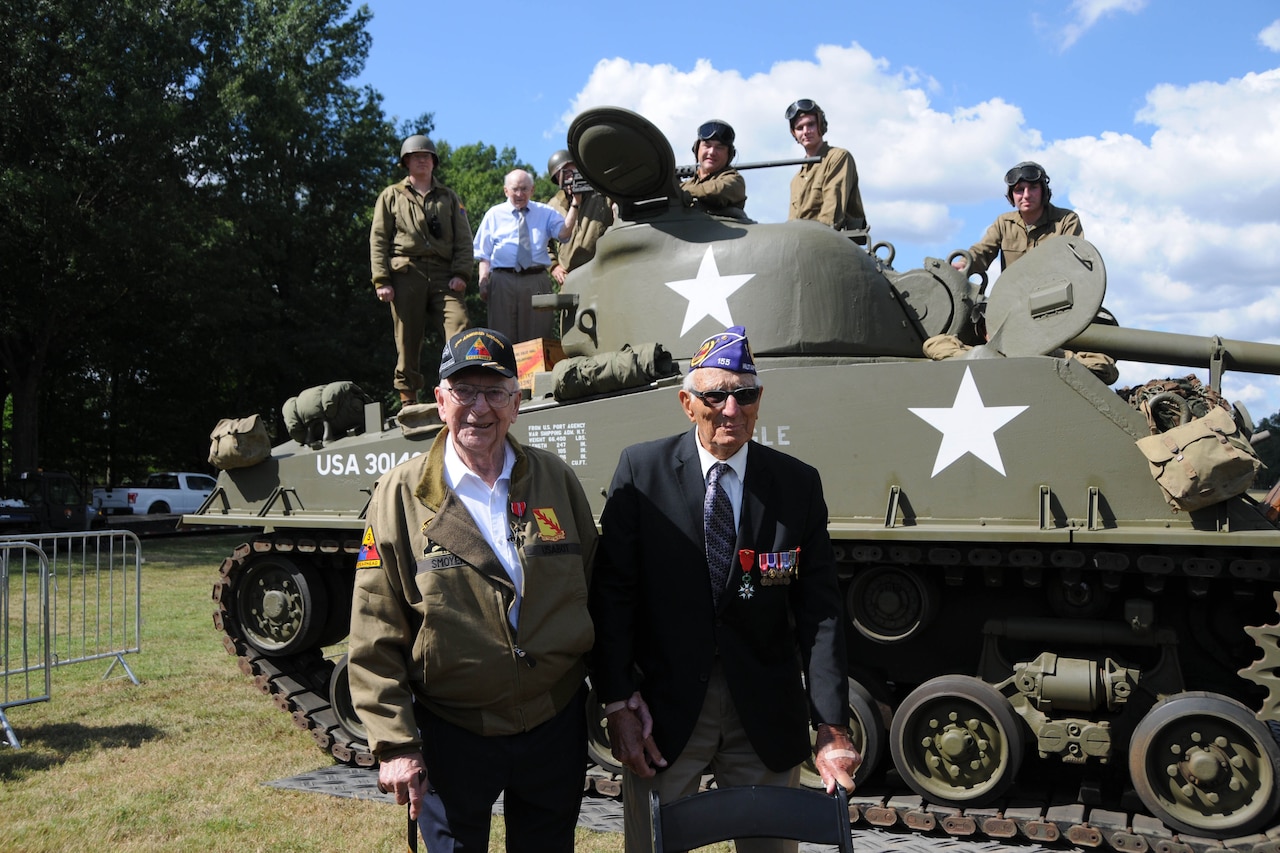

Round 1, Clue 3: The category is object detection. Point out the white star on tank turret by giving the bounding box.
[664,247,756,336]
[909,367,1029,477]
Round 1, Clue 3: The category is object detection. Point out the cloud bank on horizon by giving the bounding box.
[558,12,1280,417]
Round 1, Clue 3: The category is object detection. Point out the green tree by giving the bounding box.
[0,0,208,480]
[178,0,396,444]
[1,0,540,484]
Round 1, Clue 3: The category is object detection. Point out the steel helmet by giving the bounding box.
[399,135,438,168]
[547,149,574,186]
[785,98,828,135]
[690,119,736,163]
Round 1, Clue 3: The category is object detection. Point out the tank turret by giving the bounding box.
[556,106,988,361]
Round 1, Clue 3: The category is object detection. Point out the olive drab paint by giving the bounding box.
[195,106,1280,844]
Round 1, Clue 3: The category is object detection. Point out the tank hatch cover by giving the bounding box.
[568,106,678,204]
[983,237,1106,357]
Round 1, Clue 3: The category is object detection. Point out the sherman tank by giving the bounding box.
[190,107,1280,851]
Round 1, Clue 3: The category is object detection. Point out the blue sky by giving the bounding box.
[354,0,1280,417]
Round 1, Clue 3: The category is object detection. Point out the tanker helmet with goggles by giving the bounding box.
[1003,160,1052,204]
[691,119,736,162]
[785,98,828,134]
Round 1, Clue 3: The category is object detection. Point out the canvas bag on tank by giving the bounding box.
[1135,407,1261,512]
[208,414,271,470]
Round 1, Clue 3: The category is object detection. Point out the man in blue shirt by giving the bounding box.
[473,170,580,343]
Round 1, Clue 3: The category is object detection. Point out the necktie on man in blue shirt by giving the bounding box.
[703,462,735,607]
[516,207,533,271]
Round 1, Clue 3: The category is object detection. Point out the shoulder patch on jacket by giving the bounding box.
[531,507,566,542]
[355,527,381,569]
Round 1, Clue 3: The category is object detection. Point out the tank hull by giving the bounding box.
[198,354,1280,844]
[195,104,1280,849]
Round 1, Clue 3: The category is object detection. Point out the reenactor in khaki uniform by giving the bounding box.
[785,99,868,239]
[680,119,747,216]
[955,161,1083,276]
[544,149,614,285]
[370,135,473,406]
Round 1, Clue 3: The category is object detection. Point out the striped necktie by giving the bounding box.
[703,462,735,607]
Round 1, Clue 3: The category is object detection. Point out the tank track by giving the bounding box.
[579,769,1280,853]
[214,534,1280,851]
[212,537,375,768]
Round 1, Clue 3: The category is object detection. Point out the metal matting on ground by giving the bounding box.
[265,765,1084,853]
[264,764,623,835]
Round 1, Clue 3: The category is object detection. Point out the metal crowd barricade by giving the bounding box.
[1,529,142,749]
[1,540,51,748]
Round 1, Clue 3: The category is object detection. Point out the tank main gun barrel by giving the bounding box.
[1068,323,1280,380]
[674,156,820,180]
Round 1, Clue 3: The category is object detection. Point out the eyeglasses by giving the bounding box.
[1004,164,1046,186]
[784,99,820,122]
[445,384,518,407]
[689,387,761,407]
[696,120,735,145]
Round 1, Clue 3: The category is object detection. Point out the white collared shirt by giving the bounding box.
[695,440,749,528]
[442,438,524,627]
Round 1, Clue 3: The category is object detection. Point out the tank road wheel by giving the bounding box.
[585,680,623,775]
[801,677,886,789]
[847,565,938,643]
[890,675,1024,806]
[1129,691,1280,838]
[328,654,368,744]
[233,555,330,656]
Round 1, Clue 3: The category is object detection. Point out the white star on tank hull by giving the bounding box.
[909,366,1029,477]
[664,247,756,336]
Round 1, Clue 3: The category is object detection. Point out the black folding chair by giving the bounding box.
[649,784,854,853]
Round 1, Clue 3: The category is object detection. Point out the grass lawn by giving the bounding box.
[1,532,635,852]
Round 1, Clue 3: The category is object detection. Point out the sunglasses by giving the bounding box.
[784,99,819,122]
[689,387,761,407]
[1004,164,1046,186]
[696,120,735,145]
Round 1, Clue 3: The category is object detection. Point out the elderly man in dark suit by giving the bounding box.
[590,325,859,853]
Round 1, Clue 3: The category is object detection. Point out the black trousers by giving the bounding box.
[416,687,587,853]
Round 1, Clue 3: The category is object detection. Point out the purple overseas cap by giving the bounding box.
[439,328,518,380]
[689,326,757,374]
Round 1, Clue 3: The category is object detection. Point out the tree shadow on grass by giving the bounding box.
[0,720,163,779]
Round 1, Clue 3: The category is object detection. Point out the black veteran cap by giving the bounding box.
[439,328,518,380]
[689,325,757,374]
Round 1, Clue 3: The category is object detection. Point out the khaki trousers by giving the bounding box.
[622,663,802,853]
[389,263,469,394]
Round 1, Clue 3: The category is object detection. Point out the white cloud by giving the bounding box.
[1061,0,1148,50]
[1060,69,1280,377]
[565,45,1280,417]
[1261,19,1280,51]
[564,45,1040,237]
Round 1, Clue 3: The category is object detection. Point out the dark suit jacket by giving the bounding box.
[590,429,847,771]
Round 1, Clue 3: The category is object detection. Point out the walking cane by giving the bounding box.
[381,770,424,852]
[405,769,425,852]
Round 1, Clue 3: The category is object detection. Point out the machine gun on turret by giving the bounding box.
[570,156,821,195]
[672,155,820,181]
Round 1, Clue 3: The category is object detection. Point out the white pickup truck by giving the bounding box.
[93,471,218,515]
